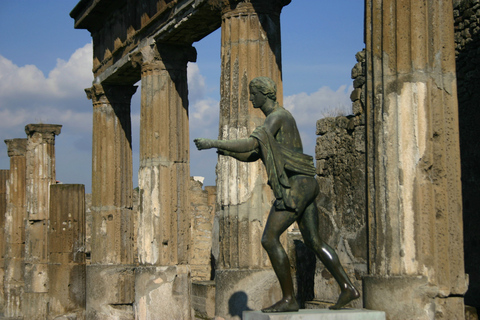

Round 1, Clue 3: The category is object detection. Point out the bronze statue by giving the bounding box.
[194,77,359,312]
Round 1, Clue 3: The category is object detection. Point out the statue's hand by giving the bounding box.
[194,138,214,150]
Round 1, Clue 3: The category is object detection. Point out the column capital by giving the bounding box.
[130,43,197,70]
[219,0,291,16]
[25,124,62,138]
[4,138,27,157]
[85,83,138,105]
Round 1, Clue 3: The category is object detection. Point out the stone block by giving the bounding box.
[135,265,191,320]
[86,265,135,320]
[243,309,385,320]
[215,269,281,319]
[192,280,216,319]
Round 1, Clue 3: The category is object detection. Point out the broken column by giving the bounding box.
[3,139,27,318]
[85,84,137,319]
[23,124,61,319]
[135,43,196,319]
[364,0,467,318]
[48,184,86,318]
[215,0,290,316]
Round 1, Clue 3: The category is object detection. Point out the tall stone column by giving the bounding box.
[84,84,137,319]
[364,1,467,319]
[23,124,61,319]
[3,139,27,318]
[215,0,290,317]
[134,43,196,320]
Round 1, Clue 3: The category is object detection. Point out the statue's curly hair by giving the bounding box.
[249,77,277,101]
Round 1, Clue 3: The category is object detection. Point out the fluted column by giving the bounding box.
[215,0,290,316]
[133,43,196,320]
[364,0,467,318]
[3,139,27,318]
[86,84,137,265]
[23,124,61,319]
[84,84,137,319]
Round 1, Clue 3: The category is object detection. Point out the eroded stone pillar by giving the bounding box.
[364,1,467,318]
[3,139,27,318]
[85,84,137,319]
[23,124,61,319]
[0,169,9,315]
[134,43,196,320]
[48,184,86,319]
[215,1,290,317]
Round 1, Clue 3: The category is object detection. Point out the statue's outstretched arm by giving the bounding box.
[194,137,259,153]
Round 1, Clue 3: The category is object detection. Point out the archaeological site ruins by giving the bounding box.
[1,0,479,319]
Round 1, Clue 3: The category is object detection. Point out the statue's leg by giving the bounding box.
[261,205,299,313]
[297,203,360,309]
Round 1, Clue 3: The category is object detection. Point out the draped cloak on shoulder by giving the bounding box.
[250,125,316,211]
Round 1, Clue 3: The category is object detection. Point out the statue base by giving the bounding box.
[243,309,386,320]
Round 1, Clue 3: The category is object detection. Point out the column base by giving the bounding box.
[363,275,465,320]
[86,265,135,320]
[215,268,282,319]
[134,265,191,320]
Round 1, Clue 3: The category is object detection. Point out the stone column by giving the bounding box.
[3,139,27,318]
[23,124,61,319]
[0,169,9,315]
[134,43,196,320]
[364,1,467,319]
[84,84,137,319]
[48,184,86,319]
[215,1,290,316]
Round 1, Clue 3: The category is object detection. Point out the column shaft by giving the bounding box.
[23,124,61,319]
[48,184,86,318]
[0,169,9,315]
[135,43,195,320]
[3,139,27,318]
[215,1,290,317]
[86,84,137,265]
[85,84,137,319]
[364,0,467,318]
[137,44,195,266]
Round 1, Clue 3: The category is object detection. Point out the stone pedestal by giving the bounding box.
[24,124,61,319]
[215,1,290,318]
[243,309,386,320]
[3,139,27,318]
[364,0,467,318]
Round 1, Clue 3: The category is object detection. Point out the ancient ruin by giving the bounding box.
[0,0,478,319]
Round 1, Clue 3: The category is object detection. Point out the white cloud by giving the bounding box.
[0,43,94,189]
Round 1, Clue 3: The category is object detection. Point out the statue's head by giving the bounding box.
[249,77,277,101]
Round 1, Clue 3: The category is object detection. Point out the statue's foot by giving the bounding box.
[329,285,360,310]
[262,298,299,313]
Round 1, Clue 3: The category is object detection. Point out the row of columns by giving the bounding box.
[1,126,86,319]
[82,0,467,319]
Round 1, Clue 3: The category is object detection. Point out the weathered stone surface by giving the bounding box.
[192,281,216,320]
[3,139,27,318]
[134,266,191,320]
[0,169,8,315]
[86,265,135,320]
[364,0,467,318]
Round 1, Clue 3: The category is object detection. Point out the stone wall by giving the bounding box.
[301,49,366,308]
[454,0,480,310]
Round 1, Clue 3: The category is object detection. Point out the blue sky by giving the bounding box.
[0,1,364,192]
